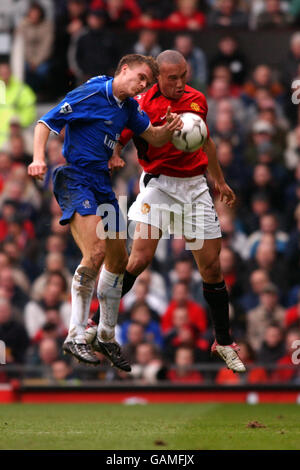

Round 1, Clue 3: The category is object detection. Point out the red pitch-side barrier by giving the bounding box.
[1,384,300,404]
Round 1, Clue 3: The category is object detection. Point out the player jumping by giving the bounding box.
[87,50,246,374]
[28,54,183,368]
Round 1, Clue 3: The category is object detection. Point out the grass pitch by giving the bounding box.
[0,403,299,450]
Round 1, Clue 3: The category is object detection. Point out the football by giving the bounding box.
[172,112,207,152]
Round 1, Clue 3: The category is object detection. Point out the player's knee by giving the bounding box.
[107,253,128,274]
[89,246,106,271]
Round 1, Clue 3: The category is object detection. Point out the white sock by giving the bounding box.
[97,266,124,342]
[67,265,97,343]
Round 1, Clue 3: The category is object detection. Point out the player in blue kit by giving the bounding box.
[28,54,182,368]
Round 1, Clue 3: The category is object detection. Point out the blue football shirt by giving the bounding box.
[39,75,150,171]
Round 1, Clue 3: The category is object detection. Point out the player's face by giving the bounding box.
[158,61,188,100]
[122,63,153,97]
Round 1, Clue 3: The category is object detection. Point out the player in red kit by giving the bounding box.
[87,50,246,373]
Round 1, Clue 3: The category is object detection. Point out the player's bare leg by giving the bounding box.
[188,237,246,373]
[63,213,106,365]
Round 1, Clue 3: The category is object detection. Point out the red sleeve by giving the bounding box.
[119,128,134,147]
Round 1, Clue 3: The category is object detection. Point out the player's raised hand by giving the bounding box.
[28,161,47,181]
[165,106,183,132]
[215,181,236,208]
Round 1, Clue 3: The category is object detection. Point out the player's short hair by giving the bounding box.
[156,50,186,67]
[114,54,158,82]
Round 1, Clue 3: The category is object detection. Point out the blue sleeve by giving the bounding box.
[126,99,150,136]
[38,83,99,134]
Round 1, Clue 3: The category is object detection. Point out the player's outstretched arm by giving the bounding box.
[204,137,236,208]
[28,122,50,180]
[141,106,183,147]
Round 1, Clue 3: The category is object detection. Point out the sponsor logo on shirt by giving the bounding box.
[104,133,120,150]
[59,102,73,114]
[190,102,200,112]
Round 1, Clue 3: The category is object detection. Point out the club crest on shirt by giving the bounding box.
[190,102,200,112]
[83,200,91,209]
[141,203,151,214]
[59,102,73,114]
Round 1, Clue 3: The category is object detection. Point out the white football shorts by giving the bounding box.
[128,171,222,240]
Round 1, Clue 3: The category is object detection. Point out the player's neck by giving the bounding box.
[112,77,127,102]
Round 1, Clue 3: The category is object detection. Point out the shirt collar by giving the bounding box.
[106,78,124,108]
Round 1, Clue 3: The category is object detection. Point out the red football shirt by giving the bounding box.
[119,83,210,178]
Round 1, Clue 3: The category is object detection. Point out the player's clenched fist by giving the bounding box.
[28,161,47,180]
[165,106,183,132]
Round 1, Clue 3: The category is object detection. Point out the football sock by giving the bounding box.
[202,280,232,345]
[91,269,137,324]
[97,266,124,342]
[67,265,98,343]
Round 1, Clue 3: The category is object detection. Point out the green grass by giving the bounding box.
[0,403,299,450]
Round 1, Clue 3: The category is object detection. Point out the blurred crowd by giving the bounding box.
[0,0,300,386]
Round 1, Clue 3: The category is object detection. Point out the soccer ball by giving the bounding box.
[172,112,207,152]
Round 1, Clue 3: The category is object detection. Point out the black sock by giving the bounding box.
[202,280,232,345]
[91,270,138,324]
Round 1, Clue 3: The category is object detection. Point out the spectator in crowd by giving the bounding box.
[24,272,71,339]
[53,0,88,92]
[167,346,204,383]
[168,257,205,306]
[50,359,77,383]
[162,281,207,335]
[246,213,288,258]
[132,29,161,57]
[0,59,36,148]
[163,306,209,363]
[30,252,72,301]
[256,324,285,364]
[105,0,141,29]
[16,2,54,94]
[239,269,271,311]
[218,211,248,260]
[243,64,284,104]
[0,266,29,314]
[245,240,288,293]
[0,297,29,364]
[32,310,68,346]
[164,0,206,31]
[75,8,117,81]
[134,0,173,21]
[247,283,285,351]
[120,301,163,347]
[26,337,62,379]
[122,321,145,363]
[174,34,207,89]
[210,35,247,86]
[256,0,290,29]
[208,0,248,28]
[130,342,164,383]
